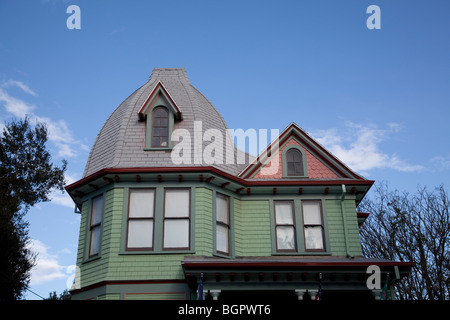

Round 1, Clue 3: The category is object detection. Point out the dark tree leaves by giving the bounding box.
[0,117,67,300]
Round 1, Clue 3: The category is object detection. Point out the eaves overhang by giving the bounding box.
[182,256,415,292]
[65,166,374,210]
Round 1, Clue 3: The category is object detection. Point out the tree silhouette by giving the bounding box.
[0,117,67,300]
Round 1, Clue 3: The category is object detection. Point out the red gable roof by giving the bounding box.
[239,123,366,181]
[138,80,182,121]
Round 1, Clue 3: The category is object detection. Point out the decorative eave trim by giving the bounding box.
[65,166,374,210]
[65,166,374,192]
[137,80,182,121]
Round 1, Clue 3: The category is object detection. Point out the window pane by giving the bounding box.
[165,189,190,217]
[216,224,229,253]
[275,202,293,224]
[129,189,154,218]
[164,219,189,248]
[154,117,161,126]
[293,163,302,175]
[152,137,160,147]
[287,163,295,175]
[91,196,103,225]
[276,226,295,250]
[160,136,168,146]
[303,202,321,225]
[304,226,324,250]
[127,220,153,248]
[155,107,168,117]
[90,226,101,256]
[216,195,229,224]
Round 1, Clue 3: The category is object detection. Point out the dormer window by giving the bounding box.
[282,145,308,178]
[138,81,183,150]
[152,107,169,147]
[287,149,303,176]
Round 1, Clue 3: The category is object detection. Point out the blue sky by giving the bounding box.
[0,0,449,299]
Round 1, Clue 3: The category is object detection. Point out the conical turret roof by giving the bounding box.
[83,68,248,178]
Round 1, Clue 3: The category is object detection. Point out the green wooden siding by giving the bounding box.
[234,199,272,256]
[325,199,362,256]
[194,187,213,256]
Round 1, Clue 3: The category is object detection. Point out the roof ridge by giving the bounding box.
[149,68,188,81]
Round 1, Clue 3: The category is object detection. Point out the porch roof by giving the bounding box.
[182,256,414,292]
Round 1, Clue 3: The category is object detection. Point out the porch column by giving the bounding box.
[308,289,318,300]
[295,289,306,300]
[372,289,382,300]
[210,289,221,300]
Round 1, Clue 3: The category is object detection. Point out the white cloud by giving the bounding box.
[311,122,424,175]
[0,80,88,159]
[49,191,76,209]
[0,88,36,117]
[48,172,80,208]
[3,79,37,96]
[28,239,73,286]
[431,153,450,171]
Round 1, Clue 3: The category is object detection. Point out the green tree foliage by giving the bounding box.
[359,182,449,300]
[0,117,67,300]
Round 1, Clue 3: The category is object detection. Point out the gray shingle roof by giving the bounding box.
[83,68,251,178]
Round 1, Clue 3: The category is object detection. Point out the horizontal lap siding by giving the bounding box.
[194,188,213,256]
[325,199,361,257]
[107,188,186,281]
[77,189,120,289]
[235,200,271,256]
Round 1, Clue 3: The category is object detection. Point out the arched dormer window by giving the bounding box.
[287,149,303,176]
[138,81,183,150]
[151,107,169,147]
[282,145,308,178]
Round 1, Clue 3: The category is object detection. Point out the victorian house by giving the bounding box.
[65,68,413,300]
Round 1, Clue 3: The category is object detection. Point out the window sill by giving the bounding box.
[82,255,101,264]
[119,249,195,255]
[282,175,309,179]
[213,251,233,259]
[144,147,172,151]
[271,251,330,256]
